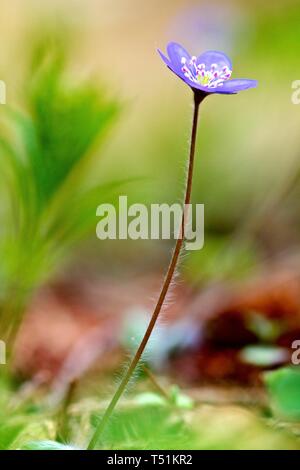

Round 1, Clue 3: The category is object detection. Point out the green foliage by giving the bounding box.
[0,28,122,331]
[95,387,194,449]
[61,389,195,450]
[264,366,300,421]
[91,404,195,450]
[0,375,55,450]
[246,312,283,343]
[68,392,300,450]
[2,378,300,450]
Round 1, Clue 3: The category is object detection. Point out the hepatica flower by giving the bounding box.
[88,41,257,450]
[158,42,257,95]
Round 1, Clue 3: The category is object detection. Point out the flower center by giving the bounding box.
[181,56,232,88]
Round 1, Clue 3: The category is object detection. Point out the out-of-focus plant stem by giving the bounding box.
[142,364,170,401]
[0,288,29,347]
[87,92,204,450]
[56,380,78,443]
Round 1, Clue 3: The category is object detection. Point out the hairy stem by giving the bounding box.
[142,364,170,401]
[87,92,203,450]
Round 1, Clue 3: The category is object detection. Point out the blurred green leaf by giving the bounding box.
[91,405,195,450]
[0,27,123,335]
[135,386,194,410]
[264,366,300,421]
[246,312,283,343]
[135,392,167,407]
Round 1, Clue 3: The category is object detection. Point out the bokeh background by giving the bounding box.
[1,0,300,278]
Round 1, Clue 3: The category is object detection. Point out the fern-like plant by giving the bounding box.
[0,29,121,344]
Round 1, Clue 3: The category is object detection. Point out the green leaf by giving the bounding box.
[264,366,300,420]
[91,405,196,450]
[0,26,122,332]
[0,421,26,450]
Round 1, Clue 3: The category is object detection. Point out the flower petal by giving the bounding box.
[215,79,257,94]
[158,49,190,82]
[197,50,232,70]
[166,42,191,69]
[158,49,172,67]
[158,44,257,97]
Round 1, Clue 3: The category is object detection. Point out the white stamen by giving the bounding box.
[180,55,232,89]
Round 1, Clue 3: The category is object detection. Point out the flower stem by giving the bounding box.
[56,380,77,443]
[142,364,170,401]
[87,92,203,450]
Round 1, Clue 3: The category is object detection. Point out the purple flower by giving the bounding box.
[158,42,257,95]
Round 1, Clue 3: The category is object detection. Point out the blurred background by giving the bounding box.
[1,0,300,450]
